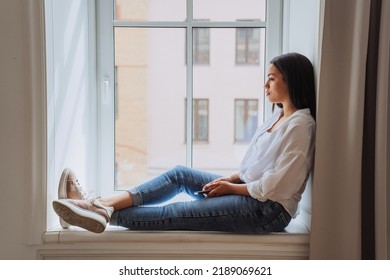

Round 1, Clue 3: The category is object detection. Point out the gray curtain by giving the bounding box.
[373,0,390,260]
[310,0,390,259]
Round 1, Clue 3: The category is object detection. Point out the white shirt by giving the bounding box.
[239,108,316,218]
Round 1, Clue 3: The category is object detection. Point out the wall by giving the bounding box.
[0,0,37,259]
[0,0,95,259]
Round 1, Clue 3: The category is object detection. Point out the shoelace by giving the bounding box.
[72,180,94,200]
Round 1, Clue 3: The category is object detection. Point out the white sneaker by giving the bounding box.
[58,168,93,228]
[53,199,114,234]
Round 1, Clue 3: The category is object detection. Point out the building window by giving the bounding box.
[236,28,260,65]
[235,99,258,142]
[193,27,210,64]
[185,99,209,142]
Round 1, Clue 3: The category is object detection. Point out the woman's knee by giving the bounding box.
[171,165,192,176]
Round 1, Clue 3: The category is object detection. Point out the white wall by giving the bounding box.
[0,0,95,258]
[0,0,37,259]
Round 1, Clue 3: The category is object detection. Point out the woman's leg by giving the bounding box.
[97,192,134,210]
[56,165,289,234]
[108,165,291,234]
[53,165,222,233]
[111,195,291,234]
[126,165,221,207]
[97,165,221,210]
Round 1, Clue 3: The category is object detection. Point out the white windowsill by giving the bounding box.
[40,218,310,260]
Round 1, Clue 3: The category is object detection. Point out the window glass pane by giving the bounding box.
[114,27,186,189]
[193,0,266,22]
[192,28,265,176]
[115,0,186,21]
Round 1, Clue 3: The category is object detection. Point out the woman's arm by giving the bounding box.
[204,172,242,185]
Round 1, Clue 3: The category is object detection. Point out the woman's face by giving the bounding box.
[264,64,289,104]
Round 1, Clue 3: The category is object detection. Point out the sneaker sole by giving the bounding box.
[52,200,106,234]
[58,168,72,229]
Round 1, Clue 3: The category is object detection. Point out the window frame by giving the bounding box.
[96,0,283,196]
[38,0,323,249]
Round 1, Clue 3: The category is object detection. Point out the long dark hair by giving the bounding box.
[270,53,316,120]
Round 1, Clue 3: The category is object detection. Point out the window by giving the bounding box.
[235,99,259,142]
[97,0,282,196]
[236,28,261,65]
[42,0,321,241]
[193,27,210,64]
[185,21,210,65]
[193,99,209,142]
[185,99,209,142]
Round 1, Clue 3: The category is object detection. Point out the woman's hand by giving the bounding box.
[202,174,250,197]
[203,180,235,196]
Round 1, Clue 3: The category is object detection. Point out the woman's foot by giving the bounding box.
[52,199,114,233]
[58,168,93,228]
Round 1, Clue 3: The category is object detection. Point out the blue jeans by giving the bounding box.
[110,165,291,234]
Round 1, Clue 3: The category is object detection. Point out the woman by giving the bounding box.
[53,52,316,234]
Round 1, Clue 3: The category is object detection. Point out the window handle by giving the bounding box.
[103,78,110,104]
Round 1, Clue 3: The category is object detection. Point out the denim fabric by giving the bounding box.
[110,165,291,234]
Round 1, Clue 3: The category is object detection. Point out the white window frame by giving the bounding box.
[96,0,283,196]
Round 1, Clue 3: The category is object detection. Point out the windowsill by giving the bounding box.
[40,219,310,260]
